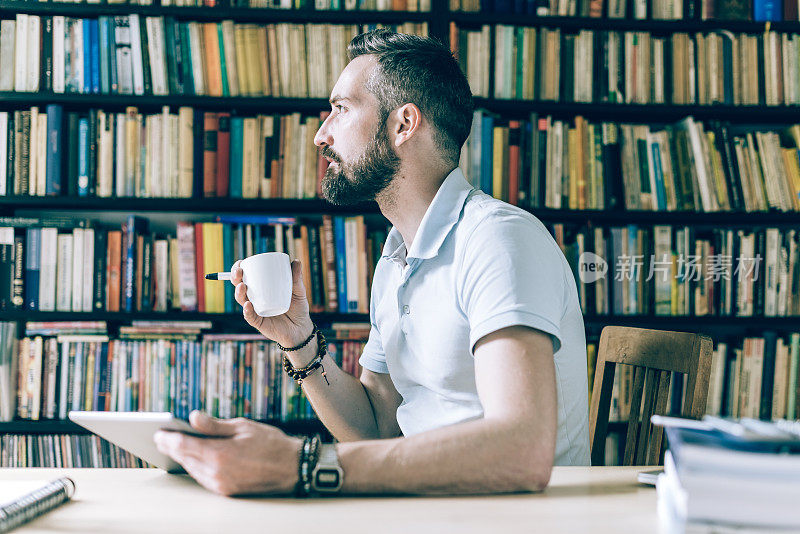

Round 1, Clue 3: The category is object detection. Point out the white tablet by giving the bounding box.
[68,411,209,473]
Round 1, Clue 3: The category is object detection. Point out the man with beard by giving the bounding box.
[155,29,590,497]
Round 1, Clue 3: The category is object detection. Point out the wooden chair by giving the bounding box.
[588,326,713,466]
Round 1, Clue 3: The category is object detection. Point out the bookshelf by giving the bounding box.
[2,0,800,467]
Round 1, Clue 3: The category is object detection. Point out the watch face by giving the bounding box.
[315,468,341,490]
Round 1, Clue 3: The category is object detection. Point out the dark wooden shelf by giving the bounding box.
[0,195,381,215]
[529,208,800,226]
[1,310,795,330]
[0,93,798,124]
[0,418,327,435]
[473,98,800,123]
[451,11,799,34]
[6,196,800,227]
[583,315,800,332]
[0,1,433,23]
[0,92,334,112]
[0,310,369,324]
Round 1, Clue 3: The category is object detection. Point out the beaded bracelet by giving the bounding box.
[295,434,321,498]
[276,323,319,353]
[282,329,329,386]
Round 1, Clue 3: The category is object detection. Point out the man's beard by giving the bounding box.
[320,123,401,206]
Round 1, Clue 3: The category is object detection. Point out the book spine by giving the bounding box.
[141,236,152,312]
[69,229,82,312]
[216,113,231,197]
[307,225,324,313]
[114,16,133,94]
[128,15,145,95]
[90,18,100,94]
[98,17,110,94]
[41,17,53,93]
[27,16,40,92]
[77,118,89,196]
[12,235,24,309]
[164,17,182,95]
[39,228,57,312]
[93,229,106,311]
[760,330,778,419]
[81,19,91,94]
[202,112,218,198]
[0,229,13,310]
[321,215,338,312]
[222,223,234,313]
[344,217,359,313]
[81,228,94,313]
[44,105,62,196]
[334,216,347,314]
[24,228,40,311]
[193,222,205,313]
[0,20,16,92]
[229,117,243,198]
[123,216,139,313]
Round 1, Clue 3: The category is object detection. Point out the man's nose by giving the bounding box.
[314,118,333,147]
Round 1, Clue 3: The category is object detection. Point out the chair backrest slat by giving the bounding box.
[635,368,658,465]
[647,370,672,465]
[622,366,645,465]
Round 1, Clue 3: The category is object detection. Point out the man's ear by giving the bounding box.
[390,103,422,148]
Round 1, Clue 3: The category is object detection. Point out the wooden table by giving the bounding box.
[1,466,659,533]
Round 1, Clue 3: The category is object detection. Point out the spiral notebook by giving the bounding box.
[0,477,75,533]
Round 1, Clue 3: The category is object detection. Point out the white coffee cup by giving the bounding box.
[239,252,292,317]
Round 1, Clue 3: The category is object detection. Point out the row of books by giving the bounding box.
[0,433,148,468]
[450,0,792,21]
[0,214,387,315]
[551,224,800,318]
[12,0,432,11]
[4,323,368,423]
[706,333,800,420]
[8,104,800,213]
[0,106,333,200]
[0,0,780,18]
[452,24,800,107]
[458,110,800,213]
[0,15,427,97]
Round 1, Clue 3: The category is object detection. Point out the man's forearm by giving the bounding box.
[284,339,380,441]
[336,416,554,495]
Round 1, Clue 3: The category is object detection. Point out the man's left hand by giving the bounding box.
[154,410,302,496]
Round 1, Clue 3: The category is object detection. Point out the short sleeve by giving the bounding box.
[359,324,388,374]
[458,213,567,354]
[358,270,389,374]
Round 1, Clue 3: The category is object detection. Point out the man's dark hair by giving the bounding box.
[347,29,474,166]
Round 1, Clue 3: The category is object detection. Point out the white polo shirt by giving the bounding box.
[359,167,590,466]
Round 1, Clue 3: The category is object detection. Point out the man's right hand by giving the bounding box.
[230,258,315,349]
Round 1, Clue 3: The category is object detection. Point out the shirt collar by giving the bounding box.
[381,167,475,262]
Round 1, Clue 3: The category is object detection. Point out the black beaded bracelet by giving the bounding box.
[276,323,318,353]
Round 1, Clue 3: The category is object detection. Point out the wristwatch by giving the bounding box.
[310,443,344,494]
